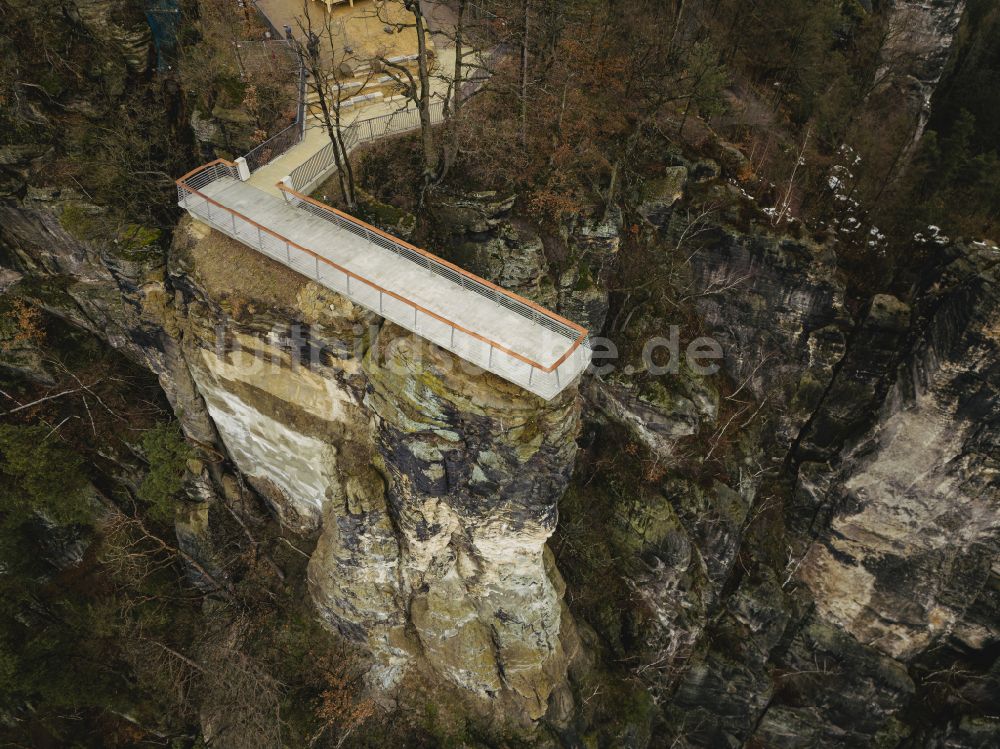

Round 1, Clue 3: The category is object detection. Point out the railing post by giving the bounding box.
[231,212,237,235]
[378,290,383,313]
[286,242,291,263]
[346,274,351,294]
[315,255,319,278]
[528,367,534,386]
[280,176,295,203]
[235,157,251,181]
[450,327,455,348]
[488,345,493,367]
[413,306,418,330]
[257,225,263,249]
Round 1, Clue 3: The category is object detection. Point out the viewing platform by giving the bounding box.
[176,0,588,399]
[176,160,591,400]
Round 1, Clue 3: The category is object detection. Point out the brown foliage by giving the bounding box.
[3,298,45,350]
[310,648,377,747]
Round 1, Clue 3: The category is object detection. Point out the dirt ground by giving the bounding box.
[255,0,425,64]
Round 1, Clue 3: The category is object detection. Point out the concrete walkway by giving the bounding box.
[247,42,468,196]
[181,175,589,399]
[248,0,485,196]
[181,3,591,398]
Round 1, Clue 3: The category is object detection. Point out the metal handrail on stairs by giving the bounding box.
[243,42,308,173]
[287,103,439,194]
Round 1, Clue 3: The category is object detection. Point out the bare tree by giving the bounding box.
[423,0,510,181]
[99,490,234,599]
[196,613,287,749]
[773,123,811,225]
[449,0,469,121]
[370,0,439,194]
[519,0,530,145]
[291,2,377,208]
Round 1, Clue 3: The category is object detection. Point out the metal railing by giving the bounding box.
[288,102,443,193]
[175,160,240,212]
[245,120,302,173]
[251,0,285,41]
[175,160,590,397]
[285,131,350,193]
[278,183,587,347]
[242,42,308,173]
[175,29,591,395]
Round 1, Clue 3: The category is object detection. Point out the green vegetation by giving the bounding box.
[59,203,108,242]
[0,310,389,747]
[138,422,195,522]
[1,296,526,746]
[0,424,92,527]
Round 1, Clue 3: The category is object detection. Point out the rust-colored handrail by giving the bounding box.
[175,163,588,374]
[177,157,236,183]
[276,182,588,337]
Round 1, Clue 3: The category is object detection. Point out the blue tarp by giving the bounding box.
[144,0,180,71]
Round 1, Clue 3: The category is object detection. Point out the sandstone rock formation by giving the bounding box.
[169,220,584,720]
[4,1,999,743]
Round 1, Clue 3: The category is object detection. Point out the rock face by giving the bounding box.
[167,220,585,719]
[7,1,1000,742]
[576,160,1000,745]
[0,2,586,726]
[1,185,583,723]
[430,190,619,333]
[647,234,1000,747]
[169,219,376,532]
[796,245,1000,660]
[874,0,967,151]
[638,166,688,230]
[688,226,851,447]
[70,0,153,75]
[310,327,581,717]
[736,245,1000,747]
[8,173,1000,744]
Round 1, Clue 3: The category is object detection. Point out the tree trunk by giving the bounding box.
[408,0,438,186]
[520,0,530,146]
[605,159,620,222]
[670,0,687,52]
[678,98,693,137]
[313,75,351,206]
[438,0,467,184]
[331,90,357,208]
[452,0,466,119]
